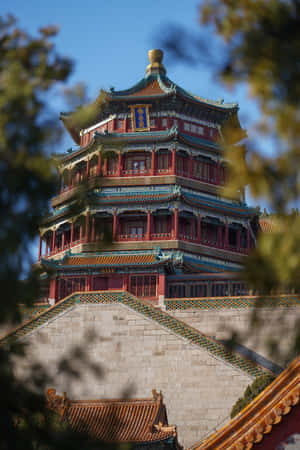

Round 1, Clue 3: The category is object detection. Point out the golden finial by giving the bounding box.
[146,49,166,77]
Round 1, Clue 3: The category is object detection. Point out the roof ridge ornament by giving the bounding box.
[146,49,166,77]
[157,74,177,94]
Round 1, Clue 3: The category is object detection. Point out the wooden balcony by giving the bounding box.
[43,234,250,259]
[118,233,146,241]
[150,232,172,240]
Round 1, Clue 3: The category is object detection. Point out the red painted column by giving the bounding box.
[217,160,220,185]
[171,148,176,175]
[70,223,74,246]
[113,211,117,241]
[225,221,229,249]
[51,229,56,254]
[174,208,179,239]
[103,158,107,176]
[117,152,122,177]
[97,152,102,176]
[91,216,95,242]
[151,149,155,176]
[85,212,90,243]
[191,218,196,241]
[49,279,57,304]
[146,210,151,240]
[38,235,42,261]
[79,225,83,242]
[189,153,193,178]
[123,274,129,292]
[158,273,165,298]
[197,215,202,243]
[247,224,250,252]
[61,232,65,250]
[86,275,92,292]
[86,159,90,179]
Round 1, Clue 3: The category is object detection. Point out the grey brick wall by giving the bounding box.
[14,303,253,448]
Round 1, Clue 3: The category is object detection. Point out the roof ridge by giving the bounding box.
[1,291,270,377]
[0,292,79,345]
[115,292,268,377]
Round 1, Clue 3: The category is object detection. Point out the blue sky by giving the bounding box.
[8,0,261,152]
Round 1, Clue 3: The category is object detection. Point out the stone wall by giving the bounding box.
[169,307,300,368]
[14,303,253,448]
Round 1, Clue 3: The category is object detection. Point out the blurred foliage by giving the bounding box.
[0,14,118,449]
[69,89,109,131]
[199,0,300,293]
[159,0,300,365]
[163,0,300,292]
[230,373,275,418]
[0,14,71,322]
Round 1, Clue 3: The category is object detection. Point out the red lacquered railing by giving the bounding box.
[47,238,84,257]
[151,233,172,240]
[122,169,151,176]
[118,234,145,241]
[176,169,189,178]
[156,168,172,175]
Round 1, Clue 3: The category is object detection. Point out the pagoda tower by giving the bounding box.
[38,49,257,304]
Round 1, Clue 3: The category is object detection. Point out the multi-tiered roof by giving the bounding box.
[38,49,257,304]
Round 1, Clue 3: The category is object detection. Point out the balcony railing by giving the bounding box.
[43,233,250,258]
[151,232,172,240]
[156,168,172,175]
[106,169,118,176]
[178,233,197,242]
[176,169,189,178]
[47,238,84,256]
[201,238,249,254]
[122,169,151,176]
[58,168,225,197]
[118,233,145,241]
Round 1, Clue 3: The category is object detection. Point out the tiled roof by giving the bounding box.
[165,296,300,310]
[130,80,166,97]
[190,356,300,450]
[47,388,176,443]
[0,291,270,377]
[109,74,238,110]
[182,192,255,217]
[65,254,157,267]
[59,126,221,164]
[180,133,220,151]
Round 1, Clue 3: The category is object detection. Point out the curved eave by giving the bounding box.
[183,260,241,274]
[179,133,221,152]
[59,129,177,164]
[59,128,223,165]
[60,114,81,145]
[94,129,175,143]
[43,192,255,228]
[110,74,239,112]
